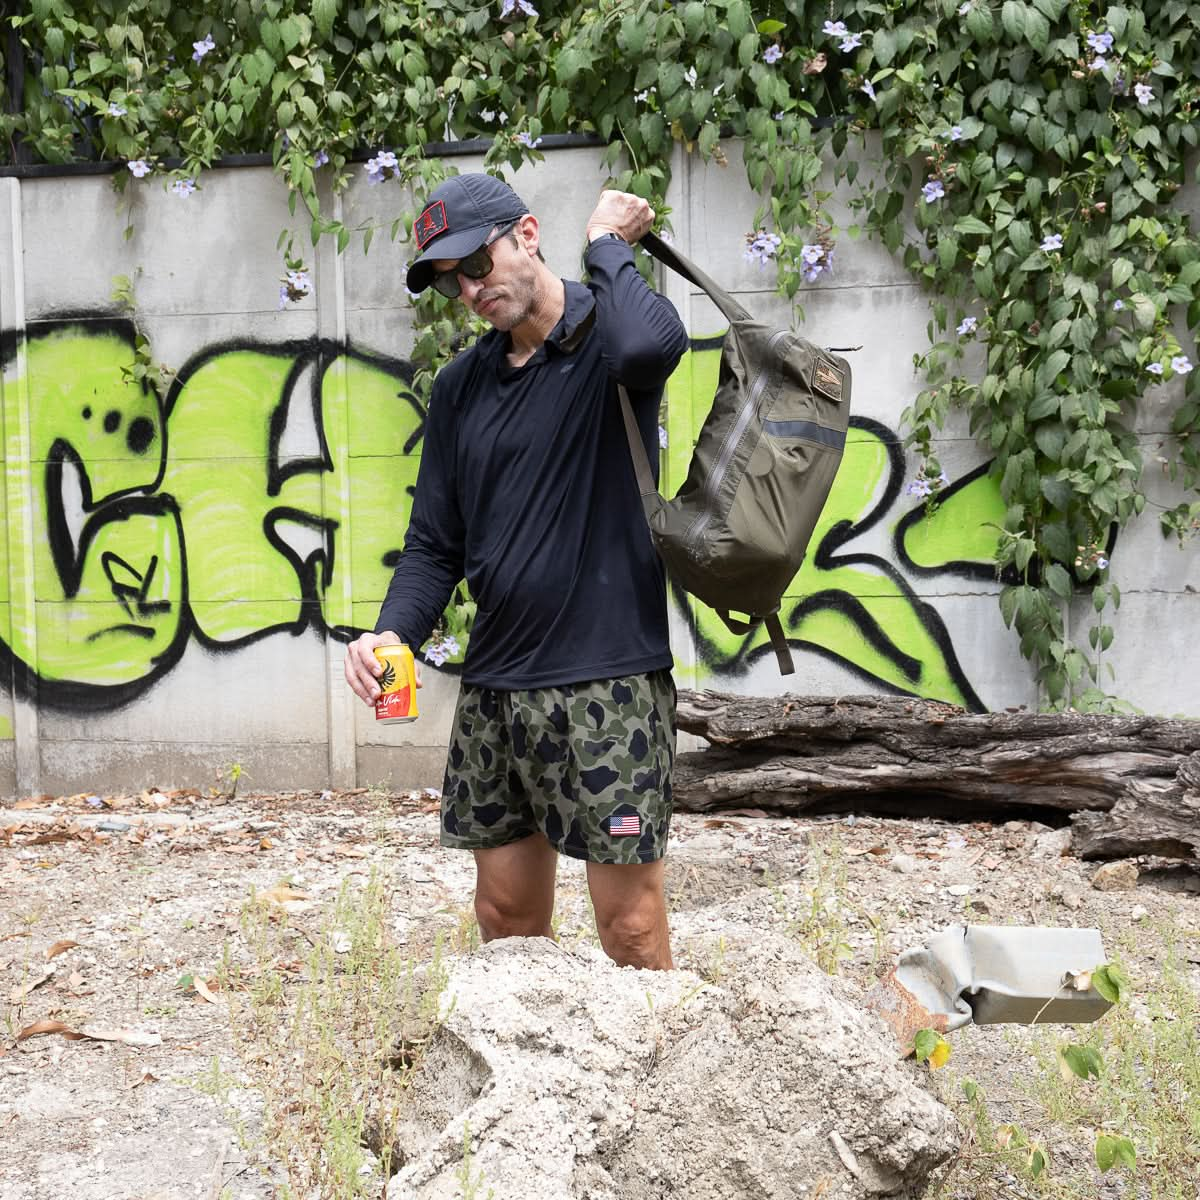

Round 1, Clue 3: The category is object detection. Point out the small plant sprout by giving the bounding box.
[913,1027,951,1069]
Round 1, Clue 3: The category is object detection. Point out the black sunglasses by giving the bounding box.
[430,221,517,299]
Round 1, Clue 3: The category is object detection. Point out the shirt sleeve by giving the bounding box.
[373,375,465,648]
[583,236,689,389]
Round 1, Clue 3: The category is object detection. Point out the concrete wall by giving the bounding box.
[1,142,1197,797]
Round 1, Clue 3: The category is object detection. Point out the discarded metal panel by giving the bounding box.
[865,924,1114,1051]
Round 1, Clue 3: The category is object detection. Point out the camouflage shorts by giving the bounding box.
[439,670,677,865]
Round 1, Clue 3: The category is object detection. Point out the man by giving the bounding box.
[343,172,688,969]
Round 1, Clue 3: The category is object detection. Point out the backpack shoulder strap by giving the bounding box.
[717,610,796,676]
[618,384,664,522]
[640,231,751,326]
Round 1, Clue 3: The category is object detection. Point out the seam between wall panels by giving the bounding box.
[1,177,41,791]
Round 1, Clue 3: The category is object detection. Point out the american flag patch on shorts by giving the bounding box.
[609,813,640,837]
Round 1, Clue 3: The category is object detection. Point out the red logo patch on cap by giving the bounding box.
[415,200,448,251]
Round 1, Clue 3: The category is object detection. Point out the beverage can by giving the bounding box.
[373,643,419,723]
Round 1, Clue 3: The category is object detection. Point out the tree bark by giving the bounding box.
[673,691,1200,861]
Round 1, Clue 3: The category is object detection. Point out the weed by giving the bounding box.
[195,867,452,1198]
[455,1121,495,1200]
[769,832,854,975]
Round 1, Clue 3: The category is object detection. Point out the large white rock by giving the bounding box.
[390,931,959,1199]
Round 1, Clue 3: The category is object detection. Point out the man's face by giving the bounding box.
[429,220,539,332]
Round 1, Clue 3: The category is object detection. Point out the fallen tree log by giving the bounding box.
[673,691,1200,861]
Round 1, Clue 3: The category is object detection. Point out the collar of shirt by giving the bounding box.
[482,280,596,373]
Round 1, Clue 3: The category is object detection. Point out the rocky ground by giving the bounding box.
[1,784,1197,1200]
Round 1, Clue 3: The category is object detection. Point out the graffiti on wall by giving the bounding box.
[0,320,1004,721]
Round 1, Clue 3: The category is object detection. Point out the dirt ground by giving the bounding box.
[2,783,1198,1200]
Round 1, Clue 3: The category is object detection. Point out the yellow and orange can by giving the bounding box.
[373,643,419,723]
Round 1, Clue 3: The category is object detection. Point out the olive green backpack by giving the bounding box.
[619,232,852,676]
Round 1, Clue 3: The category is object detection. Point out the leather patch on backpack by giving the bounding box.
[813,356,845,402]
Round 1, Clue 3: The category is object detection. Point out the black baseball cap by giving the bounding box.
[406,173,529,294]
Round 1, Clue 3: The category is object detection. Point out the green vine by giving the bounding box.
[4,0,1198,706]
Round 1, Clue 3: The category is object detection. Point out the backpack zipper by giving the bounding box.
[684,328,791,560]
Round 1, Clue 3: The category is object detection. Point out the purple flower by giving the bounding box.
[763,44,783,64]
[1089,56,1107,72]
[801,244,824,266]
[365,150,398,184]
[822,20,848,37]
[658,426,668,449]
[1040,233,1063,252]
[516,131,543,148]
[744,229,782,267]
[278,269,313,309]
[426,642,449,666]
[947,125,964,140]
[127,159,151,178]
[1095,556,1109,569]
[313,150,329,168]
[1134,82,1154,105]
[921,179,945,203]
[108,102,127,117]
[499,0,537,16]
[839,34,862,51]
[907,479,933,498]
[192,33,215,63]
[957,316,978,336]
[170,177,197,196]
[1087,30,1114,53]
[1172,355,1194,374]
[1147,362,1164,375]
[860,80,877,101]
[1113,299,1125,311]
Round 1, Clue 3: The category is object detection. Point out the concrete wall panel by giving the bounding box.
[1,147,1197,796]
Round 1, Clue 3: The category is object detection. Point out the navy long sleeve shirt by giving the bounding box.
[374,235,689,689]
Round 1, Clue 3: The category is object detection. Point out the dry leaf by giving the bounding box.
[336,844,368,859]
[13,797,50,810]
[847,845,887,856]
[16,1018,84,1043]
[259,837,273,850]
[46,939,80,961]
[129,1070,159,1089]
[802,51,828,74]
[257,884,310,906]
[982,854,1002,870]
[193,977,220,1005]
[28,830,73,846]
[67,970,84,990]
[10,965,54,1002]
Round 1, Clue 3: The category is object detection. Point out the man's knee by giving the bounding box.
[595,905,671,969]
[474,890,552,941]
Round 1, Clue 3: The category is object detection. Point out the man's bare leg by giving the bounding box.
[472,834,559,941]
[586,858,673,970]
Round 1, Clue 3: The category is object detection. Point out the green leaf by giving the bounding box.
[1062,1044,1103,1080]
[873,28,898,66]
[1045,562,1073,599]
[1001,1,1027,40]
[966,4,995,41]
[757,18,786,34]
[1093,963,1131,1003]
[913,1028,939,1061]
[1096,1134,1136,1172]
[1111,258,1133,289]
[312,0,339,38]
[1037,349,1070,388]
[1028,1147,1047,1180]
[954,215,991,236]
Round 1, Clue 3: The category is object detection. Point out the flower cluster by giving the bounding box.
[192,33,215,63]
[822,19,862,53]
[365,149,398,184]
[516,131,543,149]
[425,634,461,666]
[478,109,508,125]
[1074,543,1109,571]
[108,102,127,117]
[800,242,833,284]
[278,268,312,310]
[1149,354,1194,376]
[313,150,329,168]
[907,465,950,499]
[744,229,782,266]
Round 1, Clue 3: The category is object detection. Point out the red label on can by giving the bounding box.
[375,686,412,721]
